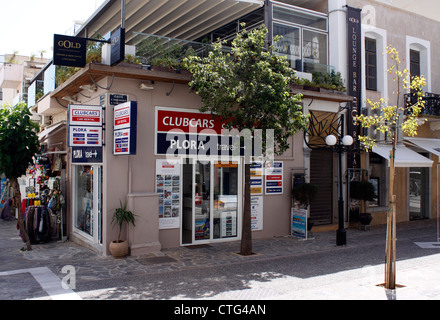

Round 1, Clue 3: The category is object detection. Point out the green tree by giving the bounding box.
[184,25,307,255]
[0,102,40,250]
[355,46,426,289]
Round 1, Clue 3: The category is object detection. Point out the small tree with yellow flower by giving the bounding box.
[355,46,426,289]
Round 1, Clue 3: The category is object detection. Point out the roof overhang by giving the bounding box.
[372,144,433,168]
[38,121,66,142]
[404,137,440,158]
[75,0,263,44]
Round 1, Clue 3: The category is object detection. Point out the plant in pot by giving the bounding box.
[349,181,376,226]
[292,183,318,232]
[110,200,136,258]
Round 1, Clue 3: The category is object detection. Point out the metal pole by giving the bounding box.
[336,114,347,246]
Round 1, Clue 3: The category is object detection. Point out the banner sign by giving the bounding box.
[53,34,86,68]
[72,147,103,163]
[250,161,264,195]
[113,101,137,155]
[155,107,257,157]
[347,6,362,168]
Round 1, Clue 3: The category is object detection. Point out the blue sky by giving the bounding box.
[0,0,105,58]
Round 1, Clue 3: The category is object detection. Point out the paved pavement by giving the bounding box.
[1,217,440,301]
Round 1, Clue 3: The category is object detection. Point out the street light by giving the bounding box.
[326,116,353,246]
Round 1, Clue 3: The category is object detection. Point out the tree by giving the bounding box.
[355,46,426,289]
[183,25,307,255]
[0,102,40,250]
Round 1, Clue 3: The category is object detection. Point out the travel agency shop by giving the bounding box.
[52,62,323,256]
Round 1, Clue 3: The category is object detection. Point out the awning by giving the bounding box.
[404,137,440,158]
[38,121,66,142]
[372,144,433,167]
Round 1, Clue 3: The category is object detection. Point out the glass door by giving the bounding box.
[181,160,240,245]
[73,164,102,244]
[409,166,429,220]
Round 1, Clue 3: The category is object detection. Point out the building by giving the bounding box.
[25,0,439,256]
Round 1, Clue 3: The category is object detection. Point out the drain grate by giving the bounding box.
[136,256,177,265]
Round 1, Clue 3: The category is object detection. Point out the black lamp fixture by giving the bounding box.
[325,114,353,246]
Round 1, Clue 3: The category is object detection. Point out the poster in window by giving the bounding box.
[156,159,180,229]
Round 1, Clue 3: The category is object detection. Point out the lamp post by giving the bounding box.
[326,115,353,246]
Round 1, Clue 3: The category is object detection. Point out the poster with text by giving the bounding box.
[251,196,263,231]
[156,159,181,229]
[265,161,283,195]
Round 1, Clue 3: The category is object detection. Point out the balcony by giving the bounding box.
[404,92,440,117]
[0,63,22,89]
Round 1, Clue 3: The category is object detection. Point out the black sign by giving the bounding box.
[72,147,103,163]
[109,94,128,106]
[347,6,362,168]
[53,34,87,68]
[111,28,125,66]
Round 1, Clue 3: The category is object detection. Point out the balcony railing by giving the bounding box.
[404,92,440,117]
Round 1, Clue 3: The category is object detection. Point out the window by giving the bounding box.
[272,4,328,72]
[410,49,421,78]
[365,38,377,91]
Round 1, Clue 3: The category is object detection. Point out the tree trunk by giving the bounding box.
[385,146,396,289]
[240,163,252,255]
[11,177,32,251]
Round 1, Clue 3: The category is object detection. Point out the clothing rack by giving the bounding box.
[22,205,61,244]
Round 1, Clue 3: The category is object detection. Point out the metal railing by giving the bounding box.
[404,92,440,117]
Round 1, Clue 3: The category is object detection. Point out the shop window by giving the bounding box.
[368,153,387,207]
[365,38,377,91]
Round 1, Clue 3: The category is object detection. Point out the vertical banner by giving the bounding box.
[347,6,362,169]
[113,101,137,155]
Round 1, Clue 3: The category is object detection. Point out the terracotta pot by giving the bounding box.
[109,240,129,258]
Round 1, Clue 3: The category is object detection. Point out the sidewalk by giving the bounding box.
[1,218,439,300]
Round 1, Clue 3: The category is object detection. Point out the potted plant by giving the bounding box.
[349,181,376,226]
[109,199,136,258]
[292,182,318,231]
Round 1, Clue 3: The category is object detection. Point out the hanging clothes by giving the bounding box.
[22,206,53,244]
[0,198,14,221]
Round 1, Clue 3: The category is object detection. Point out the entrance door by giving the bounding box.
[310,149,333,225]
[409,166,429,220]
[181,160,240,245]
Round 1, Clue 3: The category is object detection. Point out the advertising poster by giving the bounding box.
[265,161,283,195]
[113,101,137,155]
[251,196,263,231]
[156,159,181,229]
[291,208,307,239]
[250,161,263,195]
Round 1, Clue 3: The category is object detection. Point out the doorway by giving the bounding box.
[181,159,241,245]
[409,166,429,220]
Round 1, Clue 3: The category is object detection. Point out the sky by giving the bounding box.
[0,0,106,58]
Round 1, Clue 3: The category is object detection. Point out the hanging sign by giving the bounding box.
[110,28,125,66]
[53,34,87,68]
[68,105,103,126]
[68,126,102,147]
[113,101,137,155]
[72,147,103,163]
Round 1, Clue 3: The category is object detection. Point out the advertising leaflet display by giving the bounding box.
[251,196,263,231]
[156,159,181,229]
[265,161,283,194]
[291,208,307,239]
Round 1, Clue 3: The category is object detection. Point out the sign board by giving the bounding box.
[68,126,102,147]
[72,147,103,163]
[68,105,103,126]
[250,161,264,195]
[109,93,128,106]
[113,101,137,155]
[53,34,86,68]
[347,6,362,169]
[251,196,263,231]
[291,208,307,239]
[265,161,283,194]
[110,28,125,66]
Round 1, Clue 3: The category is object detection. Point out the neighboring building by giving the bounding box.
[25,0,439,256]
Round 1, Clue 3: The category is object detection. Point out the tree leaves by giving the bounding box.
[0,102,40,179]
